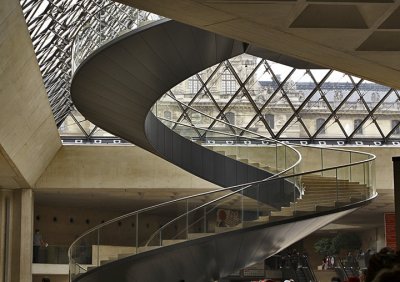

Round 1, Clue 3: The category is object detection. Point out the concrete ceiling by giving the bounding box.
[122,0,400,89]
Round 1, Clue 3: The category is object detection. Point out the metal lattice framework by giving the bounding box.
[156,55,400,144]
[20,0,400,144]
[20,0,114,126]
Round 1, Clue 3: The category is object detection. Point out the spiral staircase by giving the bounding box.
[68,4,377,282]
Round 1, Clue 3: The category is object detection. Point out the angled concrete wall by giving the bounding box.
[36,145,219,189]
[0,0,61,189]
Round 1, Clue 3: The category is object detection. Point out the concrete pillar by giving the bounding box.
[0,189,33,282]
[392,157,400,250]
[0,190,11,281]
[19,189,33,282]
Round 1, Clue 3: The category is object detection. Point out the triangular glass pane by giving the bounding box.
[358,80,390,106]
[309,69,330,84]
[185,107,212,131]
[58,111,94,137]
[302,89,333,115]
[242,117,273,139]
[155,93,182,128]
[260,106,292,135]
[224,90,257,130]
[207,116,236,139]
[299,115,330,137]
[175,125,201,139]
[389,120,400,139]
[375,91,400,136]
[282,69,316,111]
[322,118,347,139]
[337,93,370,138]
[199,64,219,86]
[266,60,294,84]
[279,118,308,139]
[201,66,232,109]
[91,127,116,137]
[217,67,240,103]
[355,118,383,139]
[183,75,202,96]
[185,89,220,129]
[320,71,354,110]
[248,60,280,108]
[266,89,293,115]
[229,54,258,85]
[350,75,362,84]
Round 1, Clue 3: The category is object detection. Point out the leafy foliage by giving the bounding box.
[314,233,361,256]
[332,233,362,252]
[314,237,336,256]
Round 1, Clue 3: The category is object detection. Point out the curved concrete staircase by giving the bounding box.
[68,4,376,282]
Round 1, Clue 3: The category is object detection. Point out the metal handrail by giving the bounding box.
[157,116,375,176]
[160,91,376,159]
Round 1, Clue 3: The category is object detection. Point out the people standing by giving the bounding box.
[33,229,46,263]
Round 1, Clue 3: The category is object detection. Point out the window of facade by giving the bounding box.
[225,112,235,126]
[316,118,326,134]
[188,76,201,94]
[354,119,363,135]
[222,71,236,94]
[164,111,172,120]
[265,114,275,129]
[392,120,400,135]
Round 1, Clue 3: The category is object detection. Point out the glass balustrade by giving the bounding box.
[34,245,70,264]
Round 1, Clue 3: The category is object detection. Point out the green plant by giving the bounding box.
[332,233,361,253]
[314,233,362,257]
[314,237,335,256]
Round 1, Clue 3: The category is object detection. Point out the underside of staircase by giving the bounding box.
[69,10,376,282]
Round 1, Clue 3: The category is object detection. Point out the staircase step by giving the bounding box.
[187,233,214,239]
[270,210,293,216]
[242,220,265,227]
[100,256,117,265]
[162,239,186,246]
[118,253,134,259]
[215,225,242,233]
[137,246,161,253]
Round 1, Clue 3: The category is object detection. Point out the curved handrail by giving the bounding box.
[68,3,376,280]
[154,91,376,175]
[157,116,375,176]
